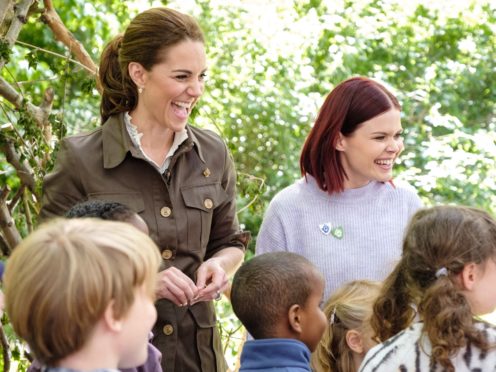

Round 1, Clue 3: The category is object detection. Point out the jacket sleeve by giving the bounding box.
[204,143,249,259]
[39,139,86,220]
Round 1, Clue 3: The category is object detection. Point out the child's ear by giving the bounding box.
[288,304,302,334]
[103,300,124,332]
[460,262,478,290]
[346,329,364,354]
[335,133,346,152]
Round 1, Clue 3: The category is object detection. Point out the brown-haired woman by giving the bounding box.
[361,205,496,371]
[40,7,248,372]
[256,76,422,301]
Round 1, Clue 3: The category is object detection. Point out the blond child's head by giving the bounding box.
[4,218,161,368]
[313,280,381,372]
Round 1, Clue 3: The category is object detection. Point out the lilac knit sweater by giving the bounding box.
[256,175,423,299]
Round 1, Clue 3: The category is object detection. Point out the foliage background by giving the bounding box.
[1,0,495,370]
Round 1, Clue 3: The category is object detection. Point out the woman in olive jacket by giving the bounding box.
[40,8,248,372]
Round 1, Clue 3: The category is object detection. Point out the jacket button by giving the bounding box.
[203,168,211,177]
[162,249,173,260]
[160,206,172,217]
[163,324,174,336]
[204,198,213,209]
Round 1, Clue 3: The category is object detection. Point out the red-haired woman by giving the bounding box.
[256,77,422,300]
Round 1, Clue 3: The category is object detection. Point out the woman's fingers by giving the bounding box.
[156,267,199,306]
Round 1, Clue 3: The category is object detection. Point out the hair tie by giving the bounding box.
[435,267,448,278]
[329,307,337,325]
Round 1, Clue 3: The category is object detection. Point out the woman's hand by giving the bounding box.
[156,267,199,306]
[191,258,229,304]
[192,247,244,304]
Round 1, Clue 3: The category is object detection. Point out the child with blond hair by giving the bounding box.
[313,280,381,372]
[4,218,161,371]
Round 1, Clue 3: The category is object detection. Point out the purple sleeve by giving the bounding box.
[120,343,162,372]
[27,359,42,372]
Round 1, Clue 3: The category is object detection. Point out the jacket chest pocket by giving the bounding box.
[180,183,227,253]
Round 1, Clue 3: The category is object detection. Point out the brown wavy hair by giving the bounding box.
[300,76,400,194]
[371,205,496,371]
[98,7,204,124]
[312,280,381,372]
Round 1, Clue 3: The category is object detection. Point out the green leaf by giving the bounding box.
[26,50,38,69]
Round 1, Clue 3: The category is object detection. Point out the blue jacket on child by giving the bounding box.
[239,338,312,371]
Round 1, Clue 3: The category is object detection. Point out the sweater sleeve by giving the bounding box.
[255,199,288,255]
[403,182,424,219]
[394,180,423,220]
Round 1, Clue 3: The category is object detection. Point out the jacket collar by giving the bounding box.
[186,124,206,162]
[102,113,205,169]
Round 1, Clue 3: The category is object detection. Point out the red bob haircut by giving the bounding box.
[300,76,401,194]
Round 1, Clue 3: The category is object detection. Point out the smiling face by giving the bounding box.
[131,39,207,132]
[336,108,403,189]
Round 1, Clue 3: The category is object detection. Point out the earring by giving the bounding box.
[138,87,144,94]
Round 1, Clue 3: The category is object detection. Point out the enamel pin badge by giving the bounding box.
[319,223,332,235]
[319,223,344,239]
[331,226,344,239]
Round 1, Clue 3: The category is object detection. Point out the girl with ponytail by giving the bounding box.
[361,205,496,371]
[312,280,381,372]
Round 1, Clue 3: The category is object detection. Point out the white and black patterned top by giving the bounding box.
[360,322,496,372]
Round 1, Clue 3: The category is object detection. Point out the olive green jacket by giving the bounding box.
[40,113,248,372]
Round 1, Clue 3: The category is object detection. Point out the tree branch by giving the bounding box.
[236,173,265,214]
[0,75,45,125]
[0,188,22,252]
[0,0,35,70]
[0,0,15,32]
[41,0,98,76]
[40,87,54,147]
[8,185,24,213]
[15,39,96,74]
[0,234,10,256]
[0,325,10,372]
[0,77,53,145]
[1,141,36,193]
[22,191,34,234]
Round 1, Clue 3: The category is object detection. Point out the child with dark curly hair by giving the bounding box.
[231,252,327,372]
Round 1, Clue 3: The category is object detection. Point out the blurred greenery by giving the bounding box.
[1,0,495,370]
